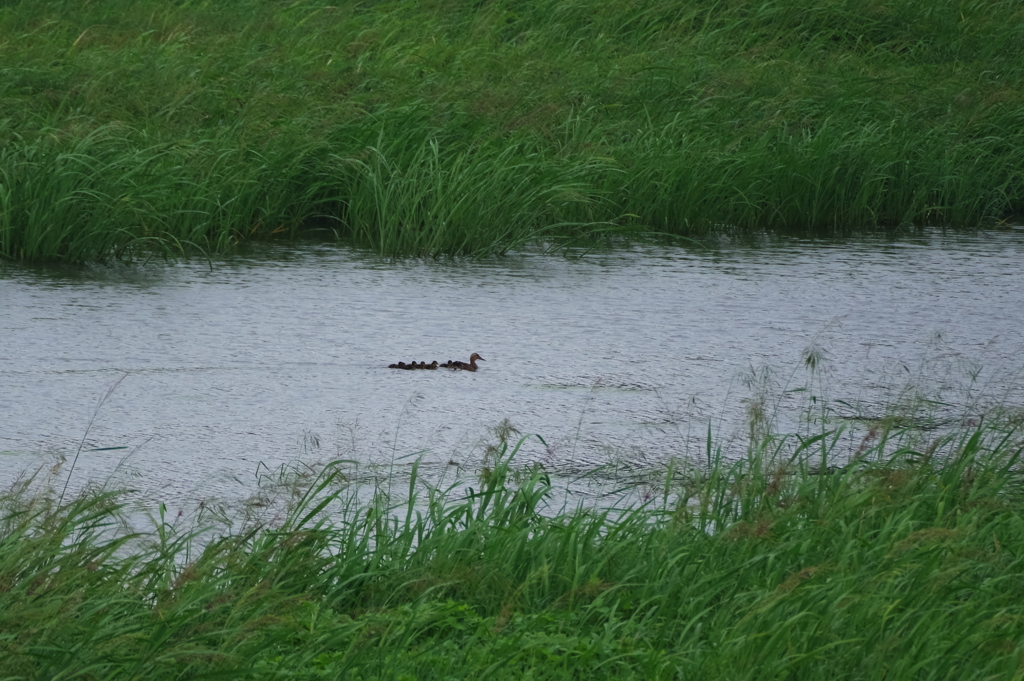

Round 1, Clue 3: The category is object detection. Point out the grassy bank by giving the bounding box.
[2,422,1023,679]
[1,0,1023,262]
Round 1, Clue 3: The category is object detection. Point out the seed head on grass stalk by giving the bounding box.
[58,372,129,507]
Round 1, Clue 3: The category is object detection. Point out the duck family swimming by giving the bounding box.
[389,354,484,371]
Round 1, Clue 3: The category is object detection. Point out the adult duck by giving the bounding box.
[450,353,485,372]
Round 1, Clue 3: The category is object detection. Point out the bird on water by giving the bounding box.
[389,354,484,371]
[449,353,484,372]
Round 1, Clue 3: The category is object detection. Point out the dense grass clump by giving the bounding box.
[3,423,1023,678]
[1,0,1023,262]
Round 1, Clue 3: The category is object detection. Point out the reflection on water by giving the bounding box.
[2,231,1023,509]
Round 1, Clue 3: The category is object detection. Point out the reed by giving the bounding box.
[1,0,1023,262]
[2,418,1023,678]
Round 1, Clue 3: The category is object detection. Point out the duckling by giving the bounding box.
[425,361,439,370]
[388,361,407,369]
[450,353,485,372]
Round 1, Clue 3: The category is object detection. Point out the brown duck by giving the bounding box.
[449,353,485,372]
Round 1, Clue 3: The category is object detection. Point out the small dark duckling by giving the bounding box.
[388,361,407,369]
[450,353,485,372]
[425,361,439,370]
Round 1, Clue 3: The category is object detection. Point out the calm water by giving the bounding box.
[2,231,1023,510]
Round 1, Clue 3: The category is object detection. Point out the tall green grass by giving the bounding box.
[1,0,1023,262]
[3,419,1023,678]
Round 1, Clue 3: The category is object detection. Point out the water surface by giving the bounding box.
[2,231,1023,509]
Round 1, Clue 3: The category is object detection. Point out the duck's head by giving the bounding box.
[469,353,485,362]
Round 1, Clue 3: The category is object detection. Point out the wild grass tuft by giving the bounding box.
[2,0,1023,262]
[3,419,1023,677]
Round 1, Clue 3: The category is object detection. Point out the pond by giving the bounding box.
[2,230,1023,511]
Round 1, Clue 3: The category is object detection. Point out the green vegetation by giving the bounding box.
[3,421,1023,678]
[1,0,1023,262]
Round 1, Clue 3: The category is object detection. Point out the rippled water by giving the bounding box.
[2,231,1023,509]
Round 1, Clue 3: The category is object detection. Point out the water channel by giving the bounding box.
[2,230,1023,514]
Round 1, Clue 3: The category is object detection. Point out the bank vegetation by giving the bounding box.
[1,0,1022,262]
